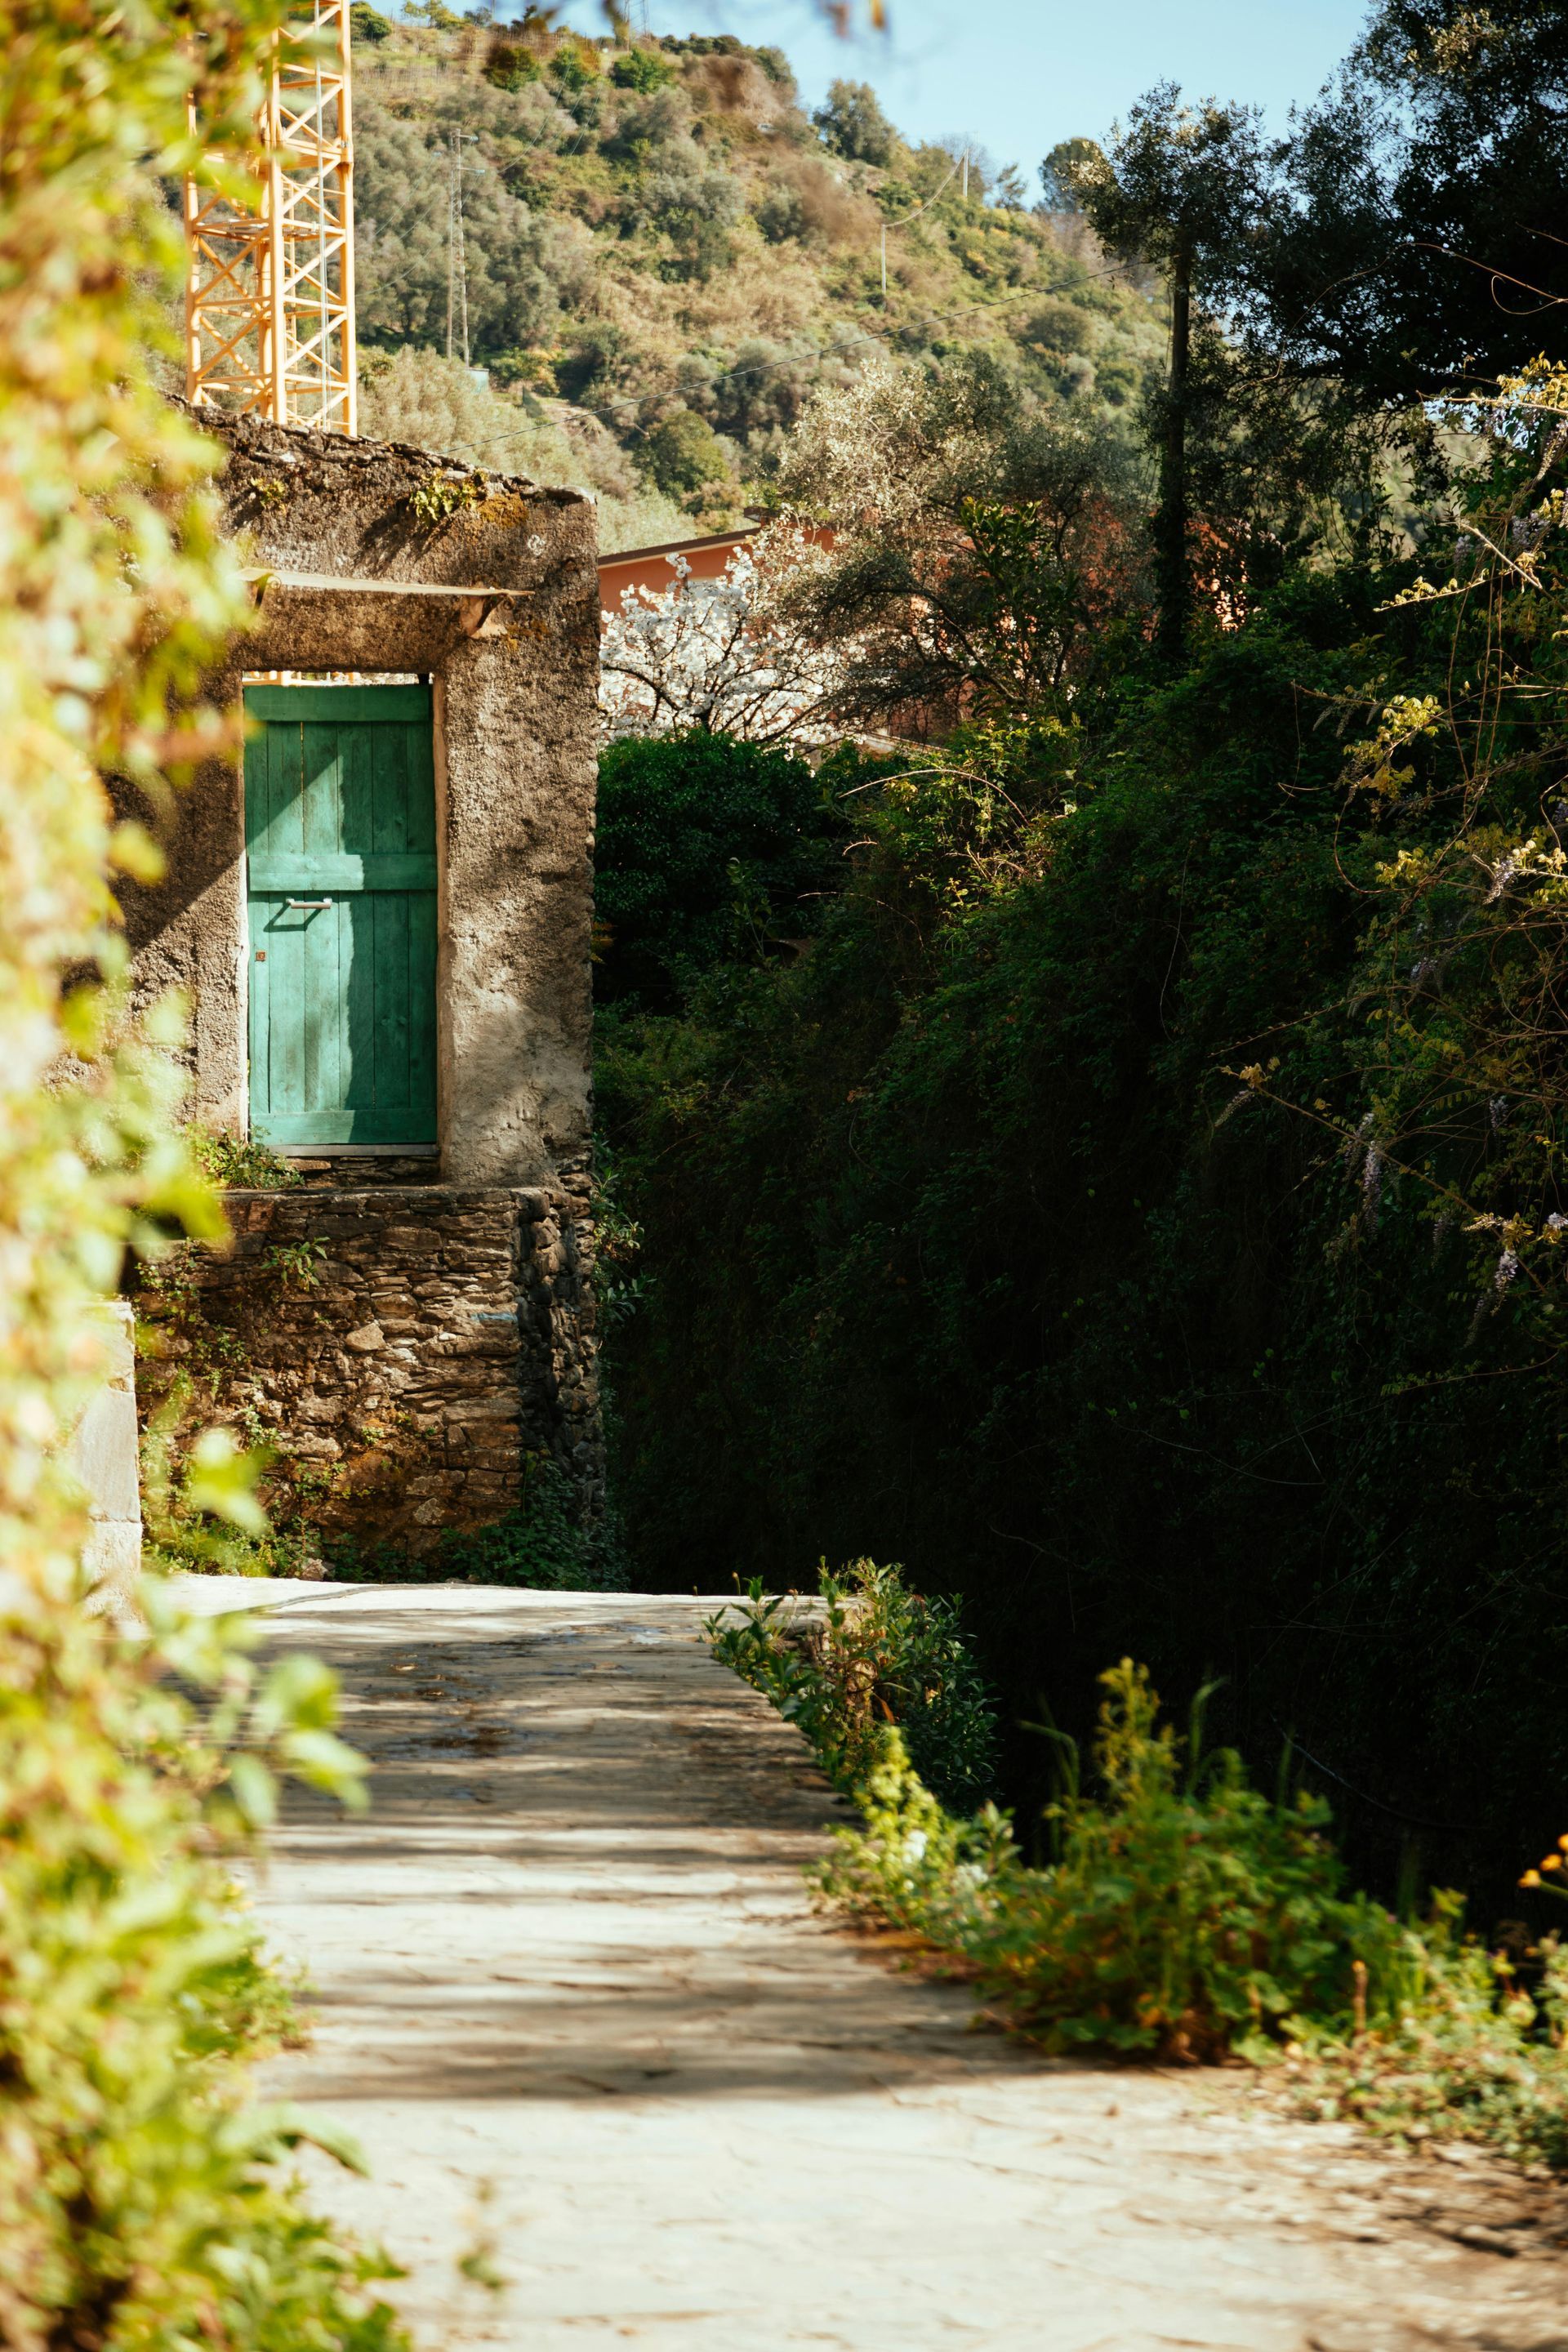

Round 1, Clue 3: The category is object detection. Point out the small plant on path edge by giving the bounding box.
[710,1570,1568,2171]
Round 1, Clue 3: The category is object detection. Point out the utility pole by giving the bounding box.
[446,130,475,367]
[446,129,457,361]
[185,0,358,435]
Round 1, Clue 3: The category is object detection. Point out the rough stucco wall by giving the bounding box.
[118,409,600,1191]
[115,661,248,1134]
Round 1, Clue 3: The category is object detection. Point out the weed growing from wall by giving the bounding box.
[184,1123,301,1192]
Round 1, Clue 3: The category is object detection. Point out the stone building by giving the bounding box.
[122,411,604,1553]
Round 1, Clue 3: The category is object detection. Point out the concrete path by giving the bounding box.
[221,1581,1568,2350]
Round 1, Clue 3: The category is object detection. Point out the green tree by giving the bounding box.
[813,77,897,167]
[1253,0,1568,408]
[1039,136,1099,213]
[1062,88,1268,662]
[775,352,1145,727]
[611,43,675,92]
[595,733,841,1008]
[639,407,733,501]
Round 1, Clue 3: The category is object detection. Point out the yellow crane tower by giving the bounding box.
[185,0,358,436]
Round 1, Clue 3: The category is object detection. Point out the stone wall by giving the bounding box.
[137,1183,603,1555]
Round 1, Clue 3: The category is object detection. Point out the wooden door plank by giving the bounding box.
[301,724,343,863]
[339,711,374,859]
[368,890,403,1109]
[263,900,307,1116]
[405,718,437,856]
[245,683,432,724]
[370,711,407,855]
[408,885,438,1126]
[248,909,271,1120]
[267,710,302,857]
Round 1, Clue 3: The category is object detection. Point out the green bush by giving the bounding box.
[0,1591,408,2352]
[610,46,674,92]
[637,409,731,501]
[483,38,539,91]
[1282,1904,1568,2168]
[328,1454,626,1590]
[825,1660,1405,2061]
[717,1613,1568,2162]
[547,40,599,96]
[812,78,896,167]
[710,1561,998,1816]
[595,732,844,1007]
[183,1124,301,1192]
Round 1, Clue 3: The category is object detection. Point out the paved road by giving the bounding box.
[206,1580,1568,2350]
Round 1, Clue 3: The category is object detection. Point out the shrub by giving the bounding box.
[638,408,730,500]
[709,1561,998,1815]
[350,1,390,39]
[0,1592,408,2352]
[754,178,808,245]
[812,78,896,167]
[611,46,674,93]
[642,176,744,284]
[484,38,540,90]
[328,1454,626,1590]
[547,39,600,96]
[1281,1907,1568,2168]
[932,1662,1402,2060]
[763,1642,1402,2058]
[718,1615,1568,2163]
[595,731,842,1007]
[184,1124,301,1192]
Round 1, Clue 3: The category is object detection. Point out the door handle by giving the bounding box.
[286,898,333,910]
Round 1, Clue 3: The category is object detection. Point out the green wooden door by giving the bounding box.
[244,684,438,1148]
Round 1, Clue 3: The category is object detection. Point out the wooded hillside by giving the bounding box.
[349,16,1165,546]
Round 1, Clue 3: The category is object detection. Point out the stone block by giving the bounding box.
[71,1301,141,1606]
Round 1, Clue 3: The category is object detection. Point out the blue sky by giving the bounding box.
[553,0,1373,183]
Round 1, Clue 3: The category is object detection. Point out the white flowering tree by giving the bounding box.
[599,523,850,745]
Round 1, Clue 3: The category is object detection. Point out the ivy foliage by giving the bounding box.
[599,487,1568,1915]
[0,1,416,2341]
[0,1598,409,2352]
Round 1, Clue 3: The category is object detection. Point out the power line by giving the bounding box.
[880,145,967,296]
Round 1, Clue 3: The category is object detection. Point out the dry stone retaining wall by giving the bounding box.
[136,1183,603,1554]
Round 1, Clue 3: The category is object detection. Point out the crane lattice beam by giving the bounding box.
[185,1,358,437]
